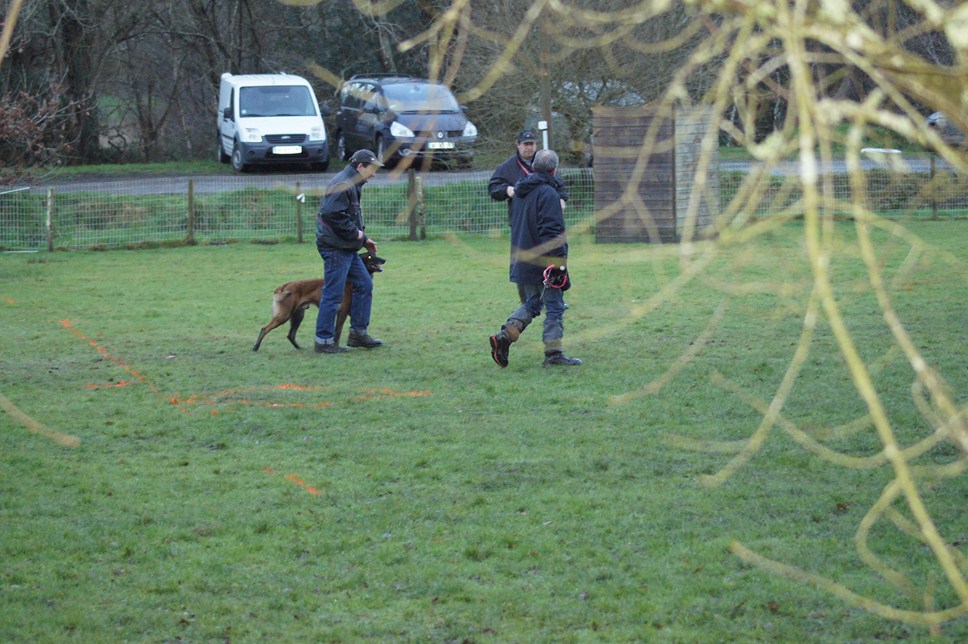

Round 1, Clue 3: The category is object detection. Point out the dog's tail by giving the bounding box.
[272,289,294,317]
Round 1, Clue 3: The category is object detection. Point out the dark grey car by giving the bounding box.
[334,75,477,167]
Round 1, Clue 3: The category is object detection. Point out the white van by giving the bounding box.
[218,73,330,172]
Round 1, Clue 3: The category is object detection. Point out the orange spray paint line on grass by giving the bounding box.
[60,319,160,393]
[264,468,321,496]
[60,321,431,413]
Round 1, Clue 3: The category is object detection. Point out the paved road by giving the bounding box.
[25,155,955,196]
[720,157,950,175]
[29,166,494,196]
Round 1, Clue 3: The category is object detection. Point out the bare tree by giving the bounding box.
[0,80,79,179]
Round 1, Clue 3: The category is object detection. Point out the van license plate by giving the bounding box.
[428,141,454,150]
[272,145,302,155]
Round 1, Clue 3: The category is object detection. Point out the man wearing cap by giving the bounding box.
[489,129,569,304]
[488,129,541,225]
[313,149,384,353]
[488,149,581,368]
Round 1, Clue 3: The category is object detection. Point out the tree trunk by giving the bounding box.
[48,0,101,162]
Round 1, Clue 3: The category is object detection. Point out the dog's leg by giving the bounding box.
[334,284,353,346]
[287,306,307,349]
[254,318,285,351]
[253,291,295,351]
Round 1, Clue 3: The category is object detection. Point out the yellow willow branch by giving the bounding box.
[0,0,25,62]
[699,289,819,487]
[730,541,968,627]
[610,297,729,404]
[0,392,80,449]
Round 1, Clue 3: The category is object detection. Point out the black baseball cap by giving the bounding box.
[349,149,385,167]
[517,129,538,143]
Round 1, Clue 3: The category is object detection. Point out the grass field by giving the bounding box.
[2,221,967,641]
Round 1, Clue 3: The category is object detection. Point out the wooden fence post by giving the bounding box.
[407,168,418,241]
[417,176,426,240]
[404,170,427,241]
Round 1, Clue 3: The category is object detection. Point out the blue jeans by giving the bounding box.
[314,249,372,343]
[506,283,565,352]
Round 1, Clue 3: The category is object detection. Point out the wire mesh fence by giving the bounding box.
[719,158,968,222]
[1,159,965,252]
[0,170,593,251]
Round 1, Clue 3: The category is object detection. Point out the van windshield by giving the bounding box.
[383,83,460,113]
[239,86,317,117]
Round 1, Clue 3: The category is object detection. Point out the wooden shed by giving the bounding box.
[592,105,718,243]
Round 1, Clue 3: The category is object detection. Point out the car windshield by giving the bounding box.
[383,83,460,113]
[239,86,317,117]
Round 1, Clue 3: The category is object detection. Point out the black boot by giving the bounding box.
[315,342,348,354]
[489,331,511,368]
[347,330,383,348]
[543,351,582,366]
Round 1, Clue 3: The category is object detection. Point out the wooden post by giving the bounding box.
[186,179,196,244]
[407,168,418,240]
[417,176,426,240]
[296,181,303,243]
[46,188,54,252]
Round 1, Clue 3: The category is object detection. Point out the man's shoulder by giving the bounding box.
[326,167,356,192]
[527,178,564,206]
[492,154,520,175]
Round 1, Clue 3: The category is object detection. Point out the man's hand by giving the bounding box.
[364,238,378,254]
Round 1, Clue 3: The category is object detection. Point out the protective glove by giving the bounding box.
[543,264,570,290]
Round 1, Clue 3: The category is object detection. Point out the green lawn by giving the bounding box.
[1,222,966,641]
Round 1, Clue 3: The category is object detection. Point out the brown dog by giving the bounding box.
[252,251,385,351]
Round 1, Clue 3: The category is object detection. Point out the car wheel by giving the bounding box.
[375,136,397,168]
[217,135,230,163]
[231,142,248,173]
[337,133,350,161]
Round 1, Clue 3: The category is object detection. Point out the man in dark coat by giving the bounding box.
[313,149,384,353]
[489,149,582,368]
[488,129,569,303]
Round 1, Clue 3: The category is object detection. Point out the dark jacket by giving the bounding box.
[489,153,569,226]
[316,164,368,251]
[509,171,568,285]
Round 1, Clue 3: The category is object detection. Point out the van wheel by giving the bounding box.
[217,136,230,163]
[336,133,350,161]
[231,142,249,173]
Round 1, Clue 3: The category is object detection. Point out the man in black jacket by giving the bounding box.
[488,129,569,304]
[313,149,384,353]
[488,149,582,368]
[488,129,540,224]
